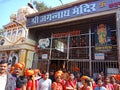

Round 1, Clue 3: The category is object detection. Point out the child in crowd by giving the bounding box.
[79,76,92,90]
[15,76,28,90]
[110,75,120,90]
[104,76,114,90]
[95,78,106,90]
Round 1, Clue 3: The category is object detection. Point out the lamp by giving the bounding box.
[59,0,63,5]
[27,2,38,12]
[28,3,34,9]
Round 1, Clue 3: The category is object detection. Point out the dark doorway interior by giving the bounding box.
[50,60,66,71]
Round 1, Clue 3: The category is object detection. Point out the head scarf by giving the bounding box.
[55,70,63,79]
[81,76,90,81]
[14,62,25,70]
[34,69,40,74]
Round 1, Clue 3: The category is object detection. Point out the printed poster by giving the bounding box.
[95,24,112,51]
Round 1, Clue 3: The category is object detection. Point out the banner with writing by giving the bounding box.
[95,24,112,51]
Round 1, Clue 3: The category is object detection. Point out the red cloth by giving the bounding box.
[61,79,65,86]
[80,86,92,90]
[52,82,63,90]
[35,80,39,90]
[64,79,77,90]
[26,78,36,90]
[15,88,20,90]
[104,83,114,90]
[92,83,97,90]
[41,74,44,78]
[26,80,32,89]
[113,83,119,90]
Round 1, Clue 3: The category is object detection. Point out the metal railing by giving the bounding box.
[68,60,119,76]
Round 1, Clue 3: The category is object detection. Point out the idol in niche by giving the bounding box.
[97,24,107,45]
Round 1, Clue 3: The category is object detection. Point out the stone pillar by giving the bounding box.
[116,8,120,72]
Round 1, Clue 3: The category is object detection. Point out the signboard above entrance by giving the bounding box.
[27,0,120,27]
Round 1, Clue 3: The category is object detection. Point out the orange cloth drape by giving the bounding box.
[32,75,36,90]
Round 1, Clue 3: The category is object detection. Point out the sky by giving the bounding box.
[0,0,77,28]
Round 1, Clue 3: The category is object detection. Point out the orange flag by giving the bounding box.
[32,75,36,90]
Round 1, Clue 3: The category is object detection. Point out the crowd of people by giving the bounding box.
[0,59,120,90]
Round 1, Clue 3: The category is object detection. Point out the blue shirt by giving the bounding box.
[95,86,107,90]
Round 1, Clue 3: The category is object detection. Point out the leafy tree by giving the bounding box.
[0,29,2,31]
[33,1,51,12]
[0,28,4,33]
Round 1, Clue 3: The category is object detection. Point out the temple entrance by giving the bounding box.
[50,60,67,71]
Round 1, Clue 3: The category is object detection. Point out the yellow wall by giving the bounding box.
[26,51,34,68]
[19,49,27,63]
